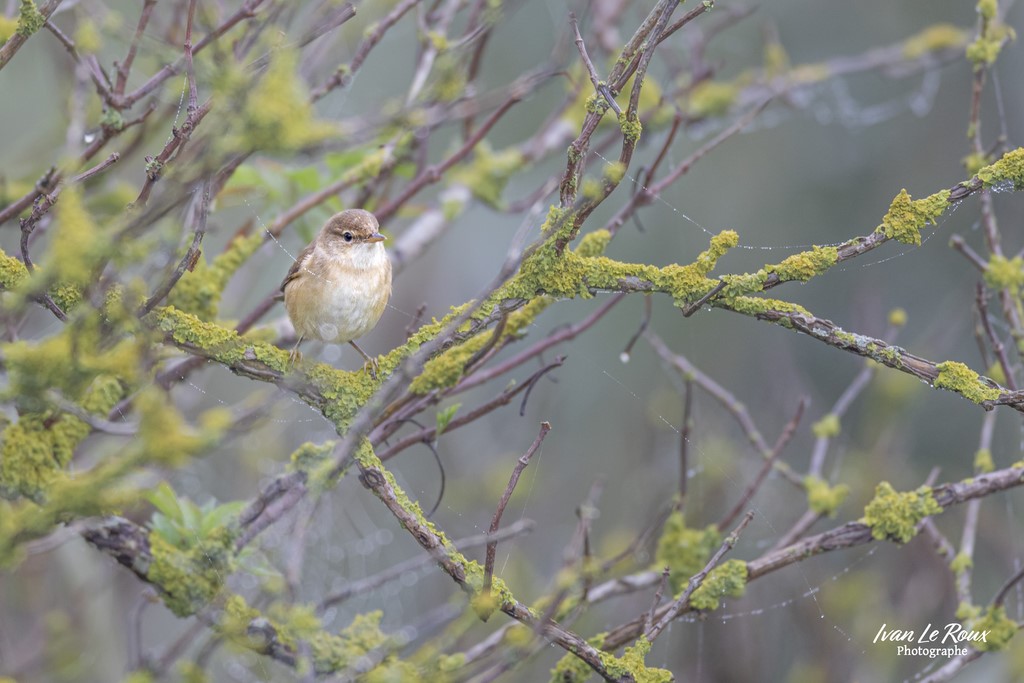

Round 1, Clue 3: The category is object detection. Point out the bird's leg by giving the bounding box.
[288,336,304,369]
[349,340,379,379]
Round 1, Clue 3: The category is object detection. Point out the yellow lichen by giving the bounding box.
[428,55,467,102]
[167,232,264,320]
[974,448,995,473]
[4,317,140,403]
[934,361,1001,404]
[950,551,972,574]
[811,413,840,439]
[603,161,626,185]
[956,601,981,621]
[689,559,748,611]
[219,46,336,153]
[769,246,839,282]
[969,605,1017,652]
[0,249,28,290]
[877,188,950,246]
[962,151,990,176]
[804,475,849,517]
[654,510,721,593]
[149,530,235,617]
[618,111,642,142]
[135,388,211,467]
[721,296,810,320]
[763,41,790,77]
[549,651,592,683]
[599,637,672,683]
[16,0,44,36]
[977,148,1024,189]
[0,375,124,501]
[966,21,1014,66]
[862,482,941,543]
[50,186,102,285]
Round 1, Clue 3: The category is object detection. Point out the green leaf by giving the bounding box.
[435,403,461,437]
[200,501,247,535]
[146,482,183,521]
[149,515,184,548]
[179,499,202,534]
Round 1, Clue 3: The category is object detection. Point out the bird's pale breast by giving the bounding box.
[284,242,392,343]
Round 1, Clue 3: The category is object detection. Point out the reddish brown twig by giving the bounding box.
[311,0,422,102]
[483,422,551,599]
[115,0,159,96]
[647,331,804,486]
[570,13,620,116]
[719,398,806,530]
[140,180,212,315]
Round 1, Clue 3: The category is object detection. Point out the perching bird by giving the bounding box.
[281,209,392,376]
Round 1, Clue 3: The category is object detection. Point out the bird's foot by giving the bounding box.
[361,356,380,380]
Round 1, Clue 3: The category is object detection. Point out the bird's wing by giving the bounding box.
[281,241,317,292]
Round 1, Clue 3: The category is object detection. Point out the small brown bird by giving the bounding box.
[281,209,392,376]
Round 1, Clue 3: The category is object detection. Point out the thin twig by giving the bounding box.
[484,422,551,599]
[464,313,508,373]
[183,0,200,116]
[992,564,1024,607]
[719,398,806,530]
[0,0,64,71]
[317,519,535,612]
[570,13,620,115]
[47,391,138,436]
[646,510,755,642]
[375,93,526,223]
[950,234,990,271]
[118,0,269,108]
[678,379,693,508]
[140,180,211,315]
[605,100,772,237]
[643,567,670,637]
[454,294,623,394]
[375,358,564,460]
[647,331,804,486]
[976,284,1018,391]
[69,153,121,184]
[619,295,652,362]
[115,0,158,95]
[311,0,421,101]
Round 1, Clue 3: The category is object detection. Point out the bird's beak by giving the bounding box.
[366,232,386,243]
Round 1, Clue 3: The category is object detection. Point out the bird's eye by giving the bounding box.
[343,231,353,242]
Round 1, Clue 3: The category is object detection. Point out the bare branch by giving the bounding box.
[484,422,551,598]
